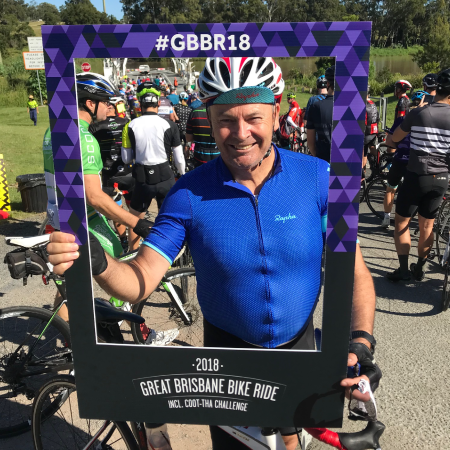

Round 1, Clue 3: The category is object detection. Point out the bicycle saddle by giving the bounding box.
[5,235,50,248]
[94,298,145,325]
[338,420,385,450]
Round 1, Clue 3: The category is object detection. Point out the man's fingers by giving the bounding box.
[47,250,79,266]
[49,231,77,244]
[347,353,358,366]
[340,375,371,401]
[52,261,75,276]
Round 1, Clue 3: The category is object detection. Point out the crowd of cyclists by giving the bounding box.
[38,57,450,449]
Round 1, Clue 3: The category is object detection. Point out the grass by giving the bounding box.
[29,21,44,37]
[369,45,422,57]
[0,106,49,219]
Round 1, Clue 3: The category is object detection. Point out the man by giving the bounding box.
[388,69,450,282]
[363,90,380,176]
[303,75,328,124]
[167,87,179,106]
[137,77,142,86]
[27,95,39,126]
[306,66,335,162]
[393,79,412,121]
[121,82,185,250]
[154,76,160,87]
[48,57,377,450]
[185,103,218,167]
[174,92,191,147]
[422,73,437,104]
[189,92,202,109]
[89,96,131,249]
[158,88,178,122]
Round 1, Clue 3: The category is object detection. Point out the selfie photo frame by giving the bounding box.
[42,22,371,427]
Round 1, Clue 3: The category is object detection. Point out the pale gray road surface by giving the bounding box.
[1,200,449,449]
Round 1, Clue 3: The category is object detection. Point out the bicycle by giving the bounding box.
[31,299,149,449]
[364,131,389,184]
[1,235,73,438]
[365,174,402,223]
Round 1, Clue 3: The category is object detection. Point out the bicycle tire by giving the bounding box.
[131,268,203,347]
[38,217,49,236]
[442,267,450,312]
[365,177,395,221]
[0,306,72,438]
[32,375,139,450]
[435,198,450,262]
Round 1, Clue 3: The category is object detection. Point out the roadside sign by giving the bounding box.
[27,37,43,52]
[81,62,91,72]
[23,52,45,70]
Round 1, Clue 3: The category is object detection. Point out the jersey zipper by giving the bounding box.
[252,194,273,344]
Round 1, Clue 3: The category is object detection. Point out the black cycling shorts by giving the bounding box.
[363,135,376,157]
[205,319,314,448]
[130,177,175,212]
[386,159,407,189]
[396,170,448,219]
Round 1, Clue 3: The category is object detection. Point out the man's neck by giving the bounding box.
[435,94,450,105]
[78,110,92,124]
[143,107,158,114]
[327,88,334,96]
[228,146,276,196]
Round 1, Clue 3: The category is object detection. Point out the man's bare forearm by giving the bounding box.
[307,129,316,156]
[95,246,170,304]
[351,245,376,347]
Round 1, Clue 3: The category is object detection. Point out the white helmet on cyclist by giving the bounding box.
[198,57,284,104]
[179,92,189,100]
[109,96,125,104]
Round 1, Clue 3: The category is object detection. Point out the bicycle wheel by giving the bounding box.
[377,152,394,179]
[435,198,450,262]
[442,267,450,312]
[366,176,398,221]
[32,375,139,450]
[0,307,72,438]
[131,268,203,347]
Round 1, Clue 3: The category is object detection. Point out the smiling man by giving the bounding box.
[48,57,378,450]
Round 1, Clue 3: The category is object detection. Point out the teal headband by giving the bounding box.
[210,86,275,106]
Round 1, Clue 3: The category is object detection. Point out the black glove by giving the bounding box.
[89,232,108,276]
[348,343,382,392]
[133,218,153,239]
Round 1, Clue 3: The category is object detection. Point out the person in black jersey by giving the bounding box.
[89,98,131,248]
[363,89,379,175]
[422,73,437,104]
[306,66,334,162]
[174,92,191,149]
[387,69,450,282]
[394,79,412,121]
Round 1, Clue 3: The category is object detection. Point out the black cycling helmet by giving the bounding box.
[76,72,117,121]
[436,68,450,95]
[422,73,437,89]
[317,75,327,89]
[325,66,335,83]
[136,81,161,106]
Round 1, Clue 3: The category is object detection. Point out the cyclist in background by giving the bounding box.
[393,79,412,121]
[167,87,179,106]
[27,95,39,126]
[306,66,335,162]
[121,82,185,250]
[303,75,327,125]
[158,88,178,122]
[422,73,437,103]
[89,96,131,250]
[174,92,192,150]
[189,92,203,109]
[185,103,218,168]
[363,88,380,176]
[387,69,450,282]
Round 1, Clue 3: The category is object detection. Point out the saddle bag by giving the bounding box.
[4,248,48,280]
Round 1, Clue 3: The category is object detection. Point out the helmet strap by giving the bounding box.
[81,100,99,122]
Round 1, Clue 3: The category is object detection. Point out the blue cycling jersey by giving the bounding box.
[144,145,329,348]
[304,94,326,121]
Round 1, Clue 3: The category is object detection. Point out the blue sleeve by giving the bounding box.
[306,101,318,130]
[304,97,314,121]
[317,159,330,244]
[143,180,192,264]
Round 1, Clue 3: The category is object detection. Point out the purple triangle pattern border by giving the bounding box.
[42,22,371,250]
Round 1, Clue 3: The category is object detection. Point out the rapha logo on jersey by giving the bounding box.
[275,213,297,223]
[109,122,118,130]
[149,170,155,175]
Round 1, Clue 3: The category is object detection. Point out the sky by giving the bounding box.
[35,0,124,21]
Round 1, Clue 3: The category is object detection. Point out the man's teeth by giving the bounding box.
[235,144,253,150]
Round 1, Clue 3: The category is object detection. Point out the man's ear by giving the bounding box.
[273,103,280,132]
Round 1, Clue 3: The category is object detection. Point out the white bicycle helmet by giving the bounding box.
[110,96,125,104]
[179,92,189,100]
[198,57,284,103]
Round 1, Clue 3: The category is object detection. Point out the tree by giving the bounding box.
[60,0,118,25]
[37,3,61,25]
[414,0,450,70]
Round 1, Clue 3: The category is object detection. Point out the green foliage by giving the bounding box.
[0,56,28,88]
[26,70,47,101]
[60,0,118,25]
[420,61,441,73]
[375,67,393,84]
[313,57,334,78]
[36,3,61,25]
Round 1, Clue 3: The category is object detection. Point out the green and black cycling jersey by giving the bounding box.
[89,116,129,176]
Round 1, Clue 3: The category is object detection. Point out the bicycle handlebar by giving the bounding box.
[305,420,385,450]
